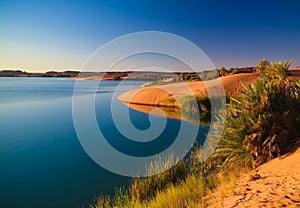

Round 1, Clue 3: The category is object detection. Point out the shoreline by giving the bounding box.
[123,103,185,122]
[69,76,127,81]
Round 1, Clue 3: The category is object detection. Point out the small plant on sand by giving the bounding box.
[218,67,230,76]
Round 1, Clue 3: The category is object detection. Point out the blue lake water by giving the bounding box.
[0,78,208,208]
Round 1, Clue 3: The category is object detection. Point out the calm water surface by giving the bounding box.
[0,78,208,208]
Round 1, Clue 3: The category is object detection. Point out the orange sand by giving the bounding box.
[118,73,259,107]
[119,69,300,108]
[206,144,300,207]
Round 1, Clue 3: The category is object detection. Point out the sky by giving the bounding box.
[0,0,300,72]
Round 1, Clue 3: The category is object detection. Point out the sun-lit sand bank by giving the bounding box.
[118,69,300,108]
[118,73,259,107]
[118,68,300,123]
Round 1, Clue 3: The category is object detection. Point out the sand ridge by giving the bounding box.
[118,73,259,106]
[118,69,300,107]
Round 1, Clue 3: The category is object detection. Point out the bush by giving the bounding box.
[178,95,228,125]
[218,67,230,76]
[213,60,300,168]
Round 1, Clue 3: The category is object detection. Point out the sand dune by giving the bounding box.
[118,73,259,107]
[118,69,300,107]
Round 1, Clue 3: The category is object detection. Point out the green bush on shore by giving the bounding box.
[212,60,300,168]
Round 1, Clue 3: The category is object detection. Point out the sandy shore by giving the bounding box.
[205,143,300,207]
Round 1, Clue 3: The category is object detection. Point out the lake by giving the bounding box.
[0,78,208,208]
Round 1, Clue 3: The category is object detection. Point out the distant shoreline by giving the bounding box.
[69,76,127,81]
[0,66,256,79]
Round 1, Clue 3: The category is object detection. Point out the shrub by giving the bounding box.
[218,67,230,76]
[213,60,300,168]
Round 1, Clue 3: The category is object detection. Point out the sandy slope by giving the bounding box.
[118,73,259,106]
[206,144,300,208]
[119,69,300,107]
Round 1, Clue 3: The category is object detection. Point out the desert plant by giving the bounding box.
[218,67,229,76]
[213,60,300,167]
[231,67,239,74]
[255,59,270,73]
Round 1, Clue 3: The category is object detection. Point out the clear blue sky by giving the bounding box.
[1,0,300,71]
